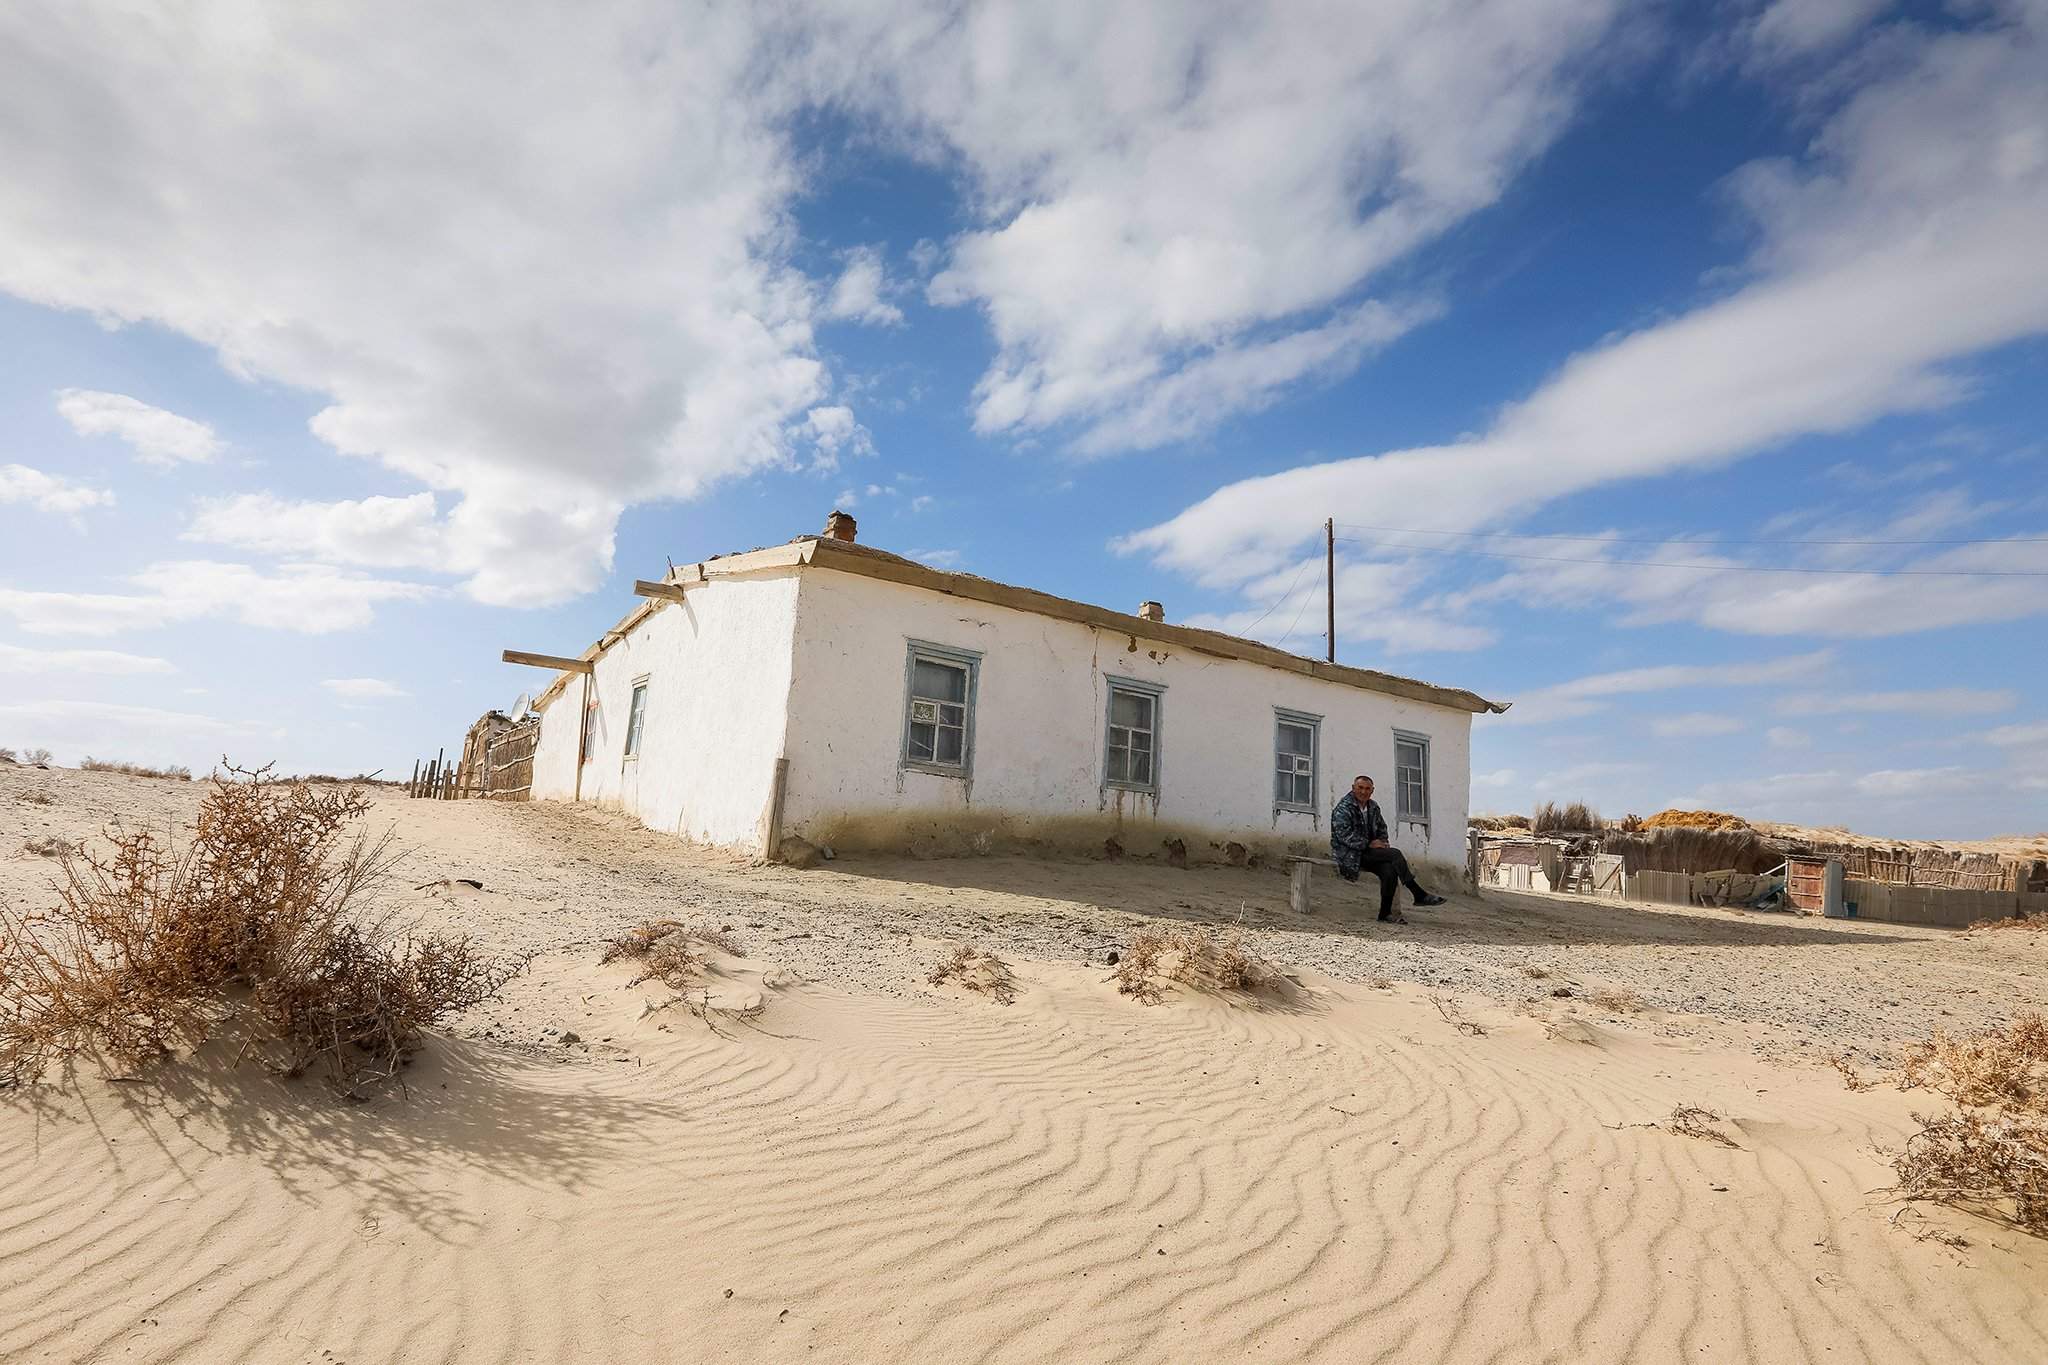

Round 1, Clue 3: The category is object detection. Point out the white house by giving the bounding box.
[516,519,1507,867]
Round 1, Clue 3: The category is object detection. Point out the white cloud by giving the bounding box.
[55,389,221,466]
[1122,8,2048,598]
[185,492,445,570]
[322,677,407,699]
[1983,721,2048,748]
[823,246,903,326]
[1184,553,1498,656]
[1,6,828,607]
[1766,725,1811,748]
[0,643,172,675]
[1650,712,1746,738]
[1747,0,1890,64]
[801,406,875,471]
[911,548,962,568]
[829,0,1626,451]
[1,463,113,517]
[1498,651,1831,726]
[1775,688,2015,717]
[0,561,435,637]
[1473,768,1518,788]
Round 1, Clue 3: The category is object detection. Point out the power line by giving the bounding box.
[1332,521,2048,548]
[1237,555,1317,636]
[1330,536,2048,577]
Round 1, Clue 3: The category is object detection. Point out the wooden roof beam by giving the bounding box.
[632,579,689,602]
[502,649,593,673]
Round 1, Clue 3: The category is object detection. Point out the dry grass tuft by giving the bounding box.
[1667,1104,1741,1147]
[21,835,72,858]
[1114,926,1277,1005]
[79,757,193,781]
[1367,975,1394,991]
[1889,1012,2048,1235]
[1587,986,1643,1014]
[1520,963,1551,980]
[3,746,54,766]
[0,765,509,1095]
[1830,1054,1873,1091]
[601,920,742,990]
[16,789,56,806]
[1431,995,1486,1036]
[928,943,1017,1005]
[1532,800,1602,834]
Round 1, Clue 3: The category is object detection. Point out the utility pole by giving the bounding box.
[1325,517,1336,663]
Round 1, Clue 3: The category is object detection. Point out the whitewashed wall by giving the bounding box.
[530,572,799,848]
[779,570,1473,863]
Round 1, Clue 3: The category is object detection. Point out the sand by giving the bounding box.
[4,765,2046,1363]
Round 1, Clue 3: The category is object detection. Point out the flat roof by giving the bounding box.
[532,535,1510,715]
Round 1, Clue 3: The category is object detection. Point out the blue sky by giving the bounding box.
[1,0,2043,838]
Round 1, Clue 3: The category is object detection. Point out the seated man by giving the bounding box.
[1331,774,1446,923]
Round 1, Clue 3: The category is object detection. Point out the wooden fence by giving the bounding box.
[408,715,540,801]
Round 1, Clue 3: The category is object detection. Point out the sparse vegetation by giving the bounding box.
[21,836,72,859]
[1431,995,1486,1036]
[0,765,509,1095]
[3,746,53,766]
[80,757,193,781]
[15,790,56,806]
[1605,826,1783,877]
[1113,926,1276,1005]
[1889,1012,2048,1235]
[1831,1054,1872,1091]
[601,920,743,989]
[1643,809,1752,833]
[1587,987,1642,1014]
[1667,1104,1740,1147]
[1520,963,1551,980]
[1531,800,1602,834]
[1971,912,2048,934]
[928,943,1017,1004]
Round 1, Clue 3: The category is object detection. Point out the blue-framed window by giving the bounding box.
[1273,707,1320,811]
[900,640,982,777]
[1103,675,1164,793]
[623,677,651,758]
[1394,729,1430,824]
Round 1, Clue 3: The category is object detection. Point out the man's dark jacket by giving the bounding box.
[1330,792,1390,880]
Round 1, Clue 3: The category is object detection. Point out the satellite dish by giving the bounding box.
[510,691,532,721]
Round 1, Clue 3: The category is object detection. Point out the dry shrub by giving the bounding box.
[0,765,508,1094]
[1587,987,1642,1014]
[1618,813,1646,833]
[1643,809,1751,833]
[1114,926,1275,1004]
[17,790,56,806]
[1830,1054,1872,1091]
[22,836,72,858]
[1520,963,1551,980]
[4,746,54,766]
[1367,975,1394,991]
[602,920,741,989]
[928,943,1017,1005]
[80,757,193,781]
[1890,1012,2048,1234]
[1497,813,1531,830]
[1668,1104,1740,1147]
[1532,800,1601,834]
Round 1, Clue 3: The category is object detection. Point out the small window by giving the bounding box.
[1395,731,1430,824]
[1274,709,1319,810]
[580,698,598,765]
[623,678,650,758]
[901,640,981,776]
[1103,677,1164,793]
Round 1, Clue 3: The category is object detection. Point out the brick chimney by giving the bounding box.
[823,510,858,543]
[1137,600,1165,622]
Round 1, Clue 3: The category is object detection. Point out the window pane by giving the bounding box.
[1130,728,1152,755]
[1110,691,1151,728]
[1277,722,1311,756]
[935,725,963,763]
[1129,751,1152,785]
[912,658,967,703]
[908,722,935,761]
[1107,743,1129,782]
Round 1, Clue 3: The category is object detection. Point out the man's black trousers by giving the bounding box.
[1344,847,1428,917]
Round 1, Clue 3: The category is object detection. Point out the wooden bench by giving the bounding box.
[1285,855,1338,915]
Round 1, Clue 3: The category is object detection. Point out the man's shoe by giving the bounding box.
[1413,893,1447,907]
[1378,911,1409,925]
